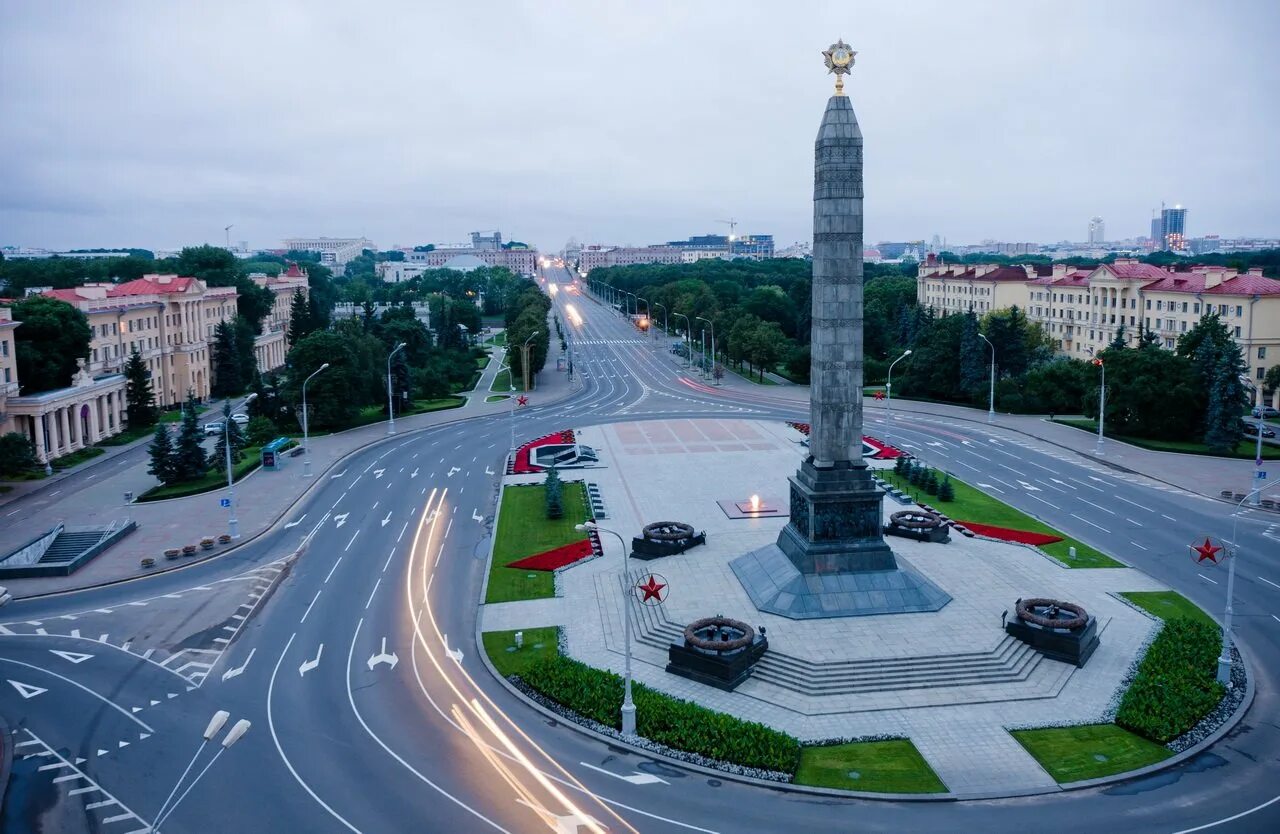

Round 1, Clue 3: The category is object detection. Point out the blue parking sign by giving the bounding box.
[220,498,231,508]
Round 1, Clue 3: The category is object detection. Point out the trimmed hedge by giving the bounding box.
[519,654,801,773]
[1116,618,1225,743]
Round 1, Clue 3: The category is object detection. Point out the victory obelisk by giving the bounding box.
[731,41,950,618]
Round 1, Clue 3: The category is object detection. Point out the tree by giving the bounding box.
[746,321,788,382]
[283,330,376,429]
[11,296,93,393]
[1265,364,1280,395]
[958,311,985,402]
[982,307,1031,379]
[0,432,37,476]
[207,402,248,469]
[233,316,258,388]
[147,423,176,485]
[171,392,208,482]
[246,416,277,446]
[210,320,243,398]
[544,466,563,519]
[287,289,314,344]
[1108,323,1128,350]
[124,348,158,429]
[1204,349,1245,453]
[937,475,955,502]
[1088,347,1204,440]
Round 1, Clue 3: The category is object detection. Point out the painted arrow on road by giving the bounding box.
[485,465,495,475]
[472,508,484,522]
[333,513,350,528]
[299,644,323,677]
[381,512,392,527]
[578,761,669,785]
[447,467,461,477]
[1016,481,1042,492]
[926,441,945,448]
[442,634,463,664]
[49,650,94,664]
[6,680,46,699]
[367,638,398,671]
[374,469,386,479]
[976,482,1004,493]
[410,468,419,479]
[284,513,307,530]
[330,469,347,479]
[221,648,256,682]
[1050,478,1076,489]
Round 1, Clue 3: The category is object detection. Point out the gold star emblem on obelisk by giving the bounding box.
[822,39,856,96]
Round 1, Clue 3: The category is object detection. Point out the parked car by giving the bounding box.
[1241,420,1277,438]
[1252,406,1280,419]
[203,421,225,436]
[230,412,250,426]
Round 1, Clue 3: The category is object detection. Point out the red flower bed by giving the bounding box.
[507,539,594,571]
[787,423,904,459]
[511,430,577,474]
[953,521,1062,546]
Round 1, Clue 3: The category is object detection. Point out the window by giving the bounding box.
[1146,299,1152,310]
[1130,316,1135,326]
[0,341,6,357]
[1235,327,1242,337]
[1260,347,1268,360]
[1180,321,1186,332]
[1181,302,1188,313]
[1260,367,1267,380]
[1156,300,1164,311]
[1236,305,1243,317]
[1194,303,1200,313]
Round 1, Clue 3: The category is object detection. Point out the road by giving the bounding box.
[0,265,1276,833]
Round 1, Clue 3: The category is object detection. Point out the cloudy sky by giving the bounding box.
[3,1,1278,253]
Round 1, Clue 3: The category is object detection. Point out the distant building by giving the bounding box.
[397,232,538,277]
[1088,216,1105,244]
[1161,205,1188,251]
[281,237,375,266]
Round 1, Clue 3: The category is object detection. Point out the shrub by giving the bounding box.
[908,462,925,487]
[544,466,563,519]
[1116,618,1225,743]
[519,654,801,773]
[893,455,909,477]
[922,470,939,495]
[0,432,37,476]
[937,475,955,502]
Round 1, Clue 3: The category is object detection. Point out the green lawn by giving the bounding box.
[475,354,491,369]
[795,739,947,793]
[352,397,466,428]
[136,445,277,502]
[483,627,560,677]
[1120,591,1218,629]
[485,395,509,403]
[485,331,507,346]
[453,370,483,394]
[490,368,513,393]
[882,470,1122,568]
[723,363,778,385]
[486,482,590,603]
[97,424,155,447]
[1056,418,1280,460]
[1011,724,1170,783]
[51,446,105,470]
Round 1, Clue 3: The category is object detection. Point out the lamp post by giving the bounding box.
[637,296,649,337]
[301,362,329,477]
[1220,474,1280,683]
[575,521,635,736]
[1092,357,1106,456]
[624,291,636,318]
[885,349,913,450]
[673,313,692,367]
[651,302,668,341]
[978,332,996,423]
[225,393,256,539]
[519,330,540,393]
[153,710,252,832]
[386,342,406,436]
[697,316,717,385]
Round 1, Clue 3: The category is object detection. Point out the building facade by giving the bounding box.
[281,236,375,266]
[404,246,537,276]
[1088,216,1105,244]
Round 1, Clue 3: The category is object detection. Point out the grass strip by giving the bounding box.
[794,739,946,793]
[1120,591,1218,629]
[485,482,589,603]
[1055,418,1280,460]
[482,628,560,677]
[1011,724,1170,783]
[136,444,270,501]
[1115,618,1224,743]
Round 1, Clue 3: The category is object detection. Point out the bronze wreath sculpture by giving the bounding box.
[683,616,756,652]
[1016,598,1089,630]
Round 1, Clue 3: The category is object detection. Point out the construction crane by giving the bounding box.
[717,218,738,257]
[224,224,234,251]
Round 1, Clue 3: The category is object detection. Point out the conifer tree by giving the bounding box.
[171,392,208,482]
[124,348,158,429]
[1204,349,1245,454]
[210,320,242,398]
[147,423,176,484]
[544,465,564,519]
[207,401,247,469]
[287,289,314,344]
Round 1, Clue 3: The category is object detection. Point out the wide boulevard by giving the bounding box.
[0,264,1277,833]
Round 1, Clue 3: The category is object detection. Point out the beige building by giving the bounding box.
[917,257,1280,400]
[251,262,309,371]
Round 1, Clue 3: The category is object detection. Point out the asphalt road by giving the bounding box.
[0,265,1276,833]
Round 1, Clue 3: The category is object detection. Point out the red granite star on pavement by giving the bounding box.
[1192,538,1223,564]
[637,575,666,603]
[516,395,528,407]
[874,391,885,400]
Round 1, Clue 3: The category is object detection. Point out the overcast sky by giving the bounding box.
[3,1,1278,254]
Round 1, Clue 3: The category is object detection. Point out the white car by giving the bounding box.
[203,421,225,436]
[231,413,250,426]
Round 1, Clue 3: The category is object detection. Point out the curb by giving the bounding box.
[0,710,12,809]
[11,379,579,602]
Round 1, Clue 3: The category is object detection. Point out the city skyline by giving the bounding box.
[2,1,1278,252]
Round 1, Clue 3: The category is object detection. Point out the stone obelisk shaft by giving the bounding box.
[809,94,864,468]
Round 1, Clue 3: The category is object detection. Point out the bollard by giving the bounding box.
[1068,546,1077,560]
[514,631,524,650]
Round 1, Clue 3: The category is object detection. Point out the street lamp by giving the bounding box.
[386,342,406,436]
[153,710,252,832]
[1092,356,1106,456]
[225,393,257,539]
[637,296,649,336]
[978,332,996,423]
[1219,473,1280,683]
[651,302,668,343]
[575,521,636,736]
[301,362,329,477]
[673,312,692,368]
[519,330,540,393]
[885,349,913,450]
[697,316,717,385]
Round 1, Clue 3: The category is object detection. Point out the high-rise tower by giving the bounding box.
[1088,216,1105,244]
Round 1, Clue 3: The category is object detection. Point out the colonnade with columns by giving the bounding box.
[11,387,126,464]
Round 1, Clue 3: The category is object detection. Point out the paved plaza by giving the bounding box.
[480,418,1173,794]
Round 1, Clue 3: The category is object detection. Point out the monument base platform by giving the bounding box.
[730,544,952,619]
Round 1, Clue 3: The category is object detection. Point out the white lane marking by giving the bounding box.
[300,590,322,624]
[1198,573,1219,585]
[0,659,151,730]
[1126,518,1144,527]
[397,521,409,543]
[344,530,359,552]
[1171,793,1280,833]
[1130,541,1149,551]
[1070,513,1109,533]
[365,578,383,610]
[1077,498,1116,516]
[1029,494,1060,509]
[1162,514,1178,521]
[444,519,453,540]
[220,648,256,682]
[1068,477,1105,492]
[383,549,396,573]
[324,557,343,583]
[1257,576,1280,590]
[1113,495,1150,511]
[284,513,307,530]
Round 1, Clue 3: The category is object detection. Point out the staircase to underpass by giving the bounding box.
[0,520,136,578]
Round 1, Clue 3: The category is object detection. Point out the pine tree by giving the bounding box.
[894,455,909,477]
[958,312,985,401]
[923,470,940,495]
[147,423,176,484]
[124,348,158,429]
[1137,319,1160,349]
[544,466,564,519]
[1108,323,1128,350]
[210,320,242,398]
[171,392,208,482]
[287,289,313,345]
[937,475,955,502]
[1204,349,1244,454]
[207,402,247,469]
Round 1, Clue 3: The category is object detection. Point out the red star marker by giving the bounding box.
[637,575,666,603]
[874,391,885,400]
[516,395,528,407]
[1192,538,1223,564]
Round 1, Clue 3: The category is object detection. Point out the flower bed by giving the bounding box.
[1116,618,1224,743]
[506,539,594,571]
[510,430,577,474]
[953,521,1063,546]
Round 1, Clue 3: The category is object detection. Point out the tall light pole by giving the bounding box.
[1219,474,1280,683]
[1092,357,1106,456]
[978,332,996,423]
[637,296,649,337]
[520,330,540,393]
[153,713,251,831]
[624,291,636,319]
[885,349,913,450]
[225,393,257,539]
[673,312,692,367]
[575,521,636,736]
[651,301,667,350]
[386,342,406,436]
[301,362,329,477]
[697,316,717,385]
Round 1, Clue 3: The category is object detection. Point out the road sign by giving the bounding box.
[1256,470,1268,480]
[219,497,231,508]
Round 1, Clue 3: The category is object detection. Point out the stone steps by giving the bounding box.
[39,532,104,564]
